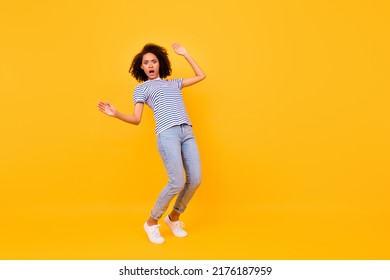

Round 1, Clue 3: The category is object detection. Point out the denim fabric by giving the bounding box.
[151,124,201,220]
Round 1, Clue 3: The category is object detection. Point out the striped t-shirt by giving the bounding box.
[133,78,192,134]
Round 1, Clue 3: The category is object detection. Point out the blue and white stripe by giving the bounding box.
[133,78,192,134]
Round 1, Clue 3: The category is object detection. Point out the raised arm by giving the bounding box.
[172,43,206,88]
[97,101,144,125]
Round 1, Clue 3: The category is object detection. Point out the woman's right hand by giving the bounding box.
[97,101,117,117]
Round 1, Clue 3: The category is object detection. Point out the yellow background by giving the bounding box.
[1,0,389,259]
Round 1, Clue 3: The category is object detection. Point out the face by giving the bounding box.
[141,53,160,80]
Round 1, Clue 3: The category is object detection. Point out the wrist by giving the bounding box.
[112,111,120,118]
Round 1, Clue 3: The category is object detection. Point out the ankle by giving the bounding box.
[147,217,158,226]
[168,214,179,222]
[169,210,181,222]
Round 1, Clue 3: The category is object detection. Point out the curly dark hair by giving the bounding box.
[129,43,172,82]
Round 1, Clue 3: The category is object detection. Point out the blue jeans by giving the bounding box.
[151,124,202,220]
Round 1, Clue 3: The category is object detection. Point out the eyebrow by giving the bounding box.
[142,58,158,62]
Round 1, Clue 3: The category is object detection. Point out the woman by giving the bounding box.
[97,42,206,244]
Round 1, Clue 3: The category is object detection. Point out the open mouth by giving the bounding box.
[149,70,155,74]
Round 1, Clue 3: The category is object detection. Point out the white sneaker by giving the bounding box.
[164,216,188,237]
[144,222,165,244]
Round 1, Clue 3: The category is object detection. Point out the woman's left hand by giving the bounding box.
[172,42,188,56]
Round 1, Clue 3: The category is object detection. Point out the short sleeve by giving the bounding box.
[133,85,146,104]
[169,78,183,90]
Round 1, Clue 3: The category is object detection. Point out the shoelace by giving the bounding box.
[173,221,185,231]
[150,225,162,238]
